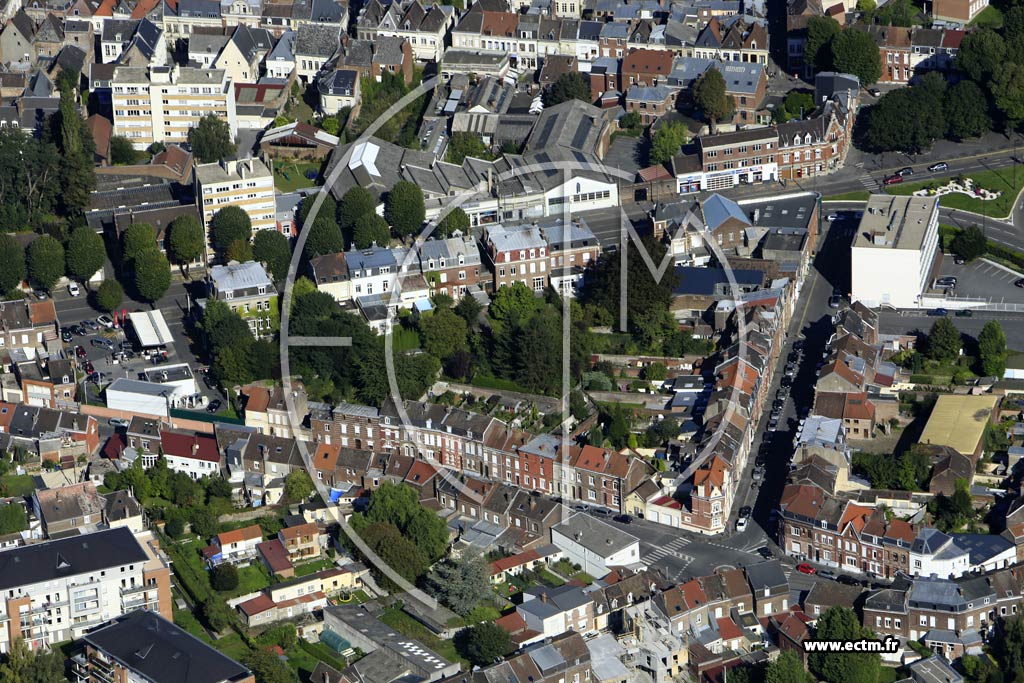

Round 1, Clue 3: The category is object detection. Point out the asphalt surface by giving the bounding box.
[935,257,1024,304]
[878,309,1024,346]
[51,277,226,412]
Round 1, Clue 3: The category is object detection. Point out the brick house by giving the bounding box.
[482,223,549,292]
[418,234,484,298]
[621,47,674,87]
[310,401,381,452]
[278,521,320,561]
[693,17,770,65]
[697,127,779,191]
[625,84,676,124]
[933,0,988,24]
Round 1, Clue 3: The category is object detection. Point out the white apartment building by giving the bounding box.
[0,527,172,653]
[850,194,940,309]
[111,64,238,150]
[196,157,277,259]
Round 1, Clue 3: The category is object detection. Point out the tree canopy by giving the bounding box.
[188,114,235,163]
[166,215,205,271]
[338,186,376,246]
[978,320,1008,377]
[65,226,106,283]
[805,16,840,73]
[301,194,344,257]
[424,554,491,615]
[384,181,426,238]
[0,234,26,294]
[650,120,688,165]
[457,623,513,668]
[445,132,492,164]
[693,68,734,133]
[545,72,592,106]
[927,317,963,362]
[436,207,470,238]
[353,213,390,250]
[808,607,881,683]
[209,206,252,257]
[26,235,65,291]
[952,225,988,261]
[420,308,469,360]
[831,28,882,86]
[253,229,292,282]
[284,470,314,501]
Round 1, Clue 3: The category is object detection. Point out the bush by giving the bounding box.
[211,564,240,592]
[165,517,185,538]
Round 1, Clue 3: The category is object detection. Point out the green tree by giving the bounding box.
[454,294,483,326]
[301,194,345,257]
[0,234,26,294]
[65,226,106,283]
[201,596,234,632]
[0,502,27,535]
[545,72,591,106]
[650,119,688,165]
[134,249,171,303]
[805,16,841,73]
[244,646,299,683]
[620,110,642,129]
[693,68,734,134]
[26,235,65,291]
[362,482,449,561]
[830,28,882,86]
[978,320,1008,377]
[166,215,205,273]
[766,651,812,683]
[957,28,1006,83]
[384,181,426,238]
[424,554,491,615]
[209,206,252,257]
[436,207,470,238]
[0,638,65,683]
[188,114,235,163]
[809,607,881,683]
[253,230,291,282]
[109,136,137,165]
[352,213,390,249]
[945,80,992,140]
[927,317,962,362]
[458,623,513,667]
[338,186,377,244]
[284,469,314,501]
[211,563,240,591]
[319,116,339,135]
[784,90,816,119]
[420,308,469,360]
[951,225,987,261]
[165,516,185,538]
[358,521,430,585]
[122,223,157,263]
[446,131,491,164]
[490,281,542,322]
[991,62,1024,130]
[226,238,254,263]
[95,279,123,312]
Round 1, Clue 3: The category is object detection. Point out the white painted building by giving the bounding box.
[195,157,277,259]
[550,513,642,577]
[105,378,171,418]
[851,195,940,309]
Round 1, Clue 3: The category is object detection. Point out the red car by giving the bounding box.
[796,563,817,575]
[883,174,903,186]
[74,345,87,359]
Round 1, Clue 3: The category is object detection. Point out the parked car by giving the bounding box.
[91,338,114,350]
[33,289,48,300]
[1015,278,1024,288]
[826,213,839,221]
[60,327,73,343]
[591,507,611,517]
[70,324,86,336]
[953,255,965,265]
[757,547,774,560]
[818,569,837,580]
[927,308,949,316]
[796,563,817,575]
[780,376,793,388]
[83,360,94,374]
[837,575,863,586]
[96,314,114,329]
[828,294,841,308]
[67,282,80,297]
[735,517,748,532]
[74,344,87,359]
[897,167,914,177]
[929,162,949,172]
[613,514,633,524]
[955,309,973,317]
[868,88,881,97]
[768,417,779,430]
[793,339,804,351]
[206,399,222,413]
[883,174,903,185]
[82,319,100,331]
[109,418,130,428]
[936,276,957,287]
[739,506,752,518]
[754,456,766,467]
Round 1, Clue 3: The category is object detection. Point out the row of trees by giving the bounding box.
[804,18,882,86]
[120,222,172,303]
[302,183,427,257]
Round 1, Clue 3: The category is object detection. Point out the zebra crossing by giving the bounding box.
[641,535,692,564]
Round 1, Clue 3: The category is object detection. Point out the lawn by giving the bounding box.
[220,564,272,598]
[213,632,252,661]
[538,567,566,587]
[293,557,334,577]
[823,190,870,202]
[878,666,901,683]
[273,160,321,193]
[0,474,37,497]
[173,608,213,644]
[969,4,1003,27]
[380,605,466,667]
[886,165,1024,218]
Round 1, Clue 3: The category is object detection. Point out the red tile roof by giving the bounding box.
[238,593,275,617]
[280,522,318,540]
[159,430,220,462]
[216,524,262,546]
[491,549,539,575]
[717,617,744,641]
[258,539,293,574]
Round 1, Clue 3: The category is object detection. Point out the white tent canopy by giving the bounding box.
[128,310,174,348]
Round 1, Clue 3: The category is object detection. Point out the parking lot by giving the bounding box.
[933,256,1024,304]
[50,282,226,411]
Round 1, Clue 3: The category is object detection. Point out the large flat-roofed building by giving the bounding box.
[196,158,277,260]
[0,527,172,653]
[920,394,999,458]
[111,65,237,150]
[74,610,254,683]
[850,194,939,308]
